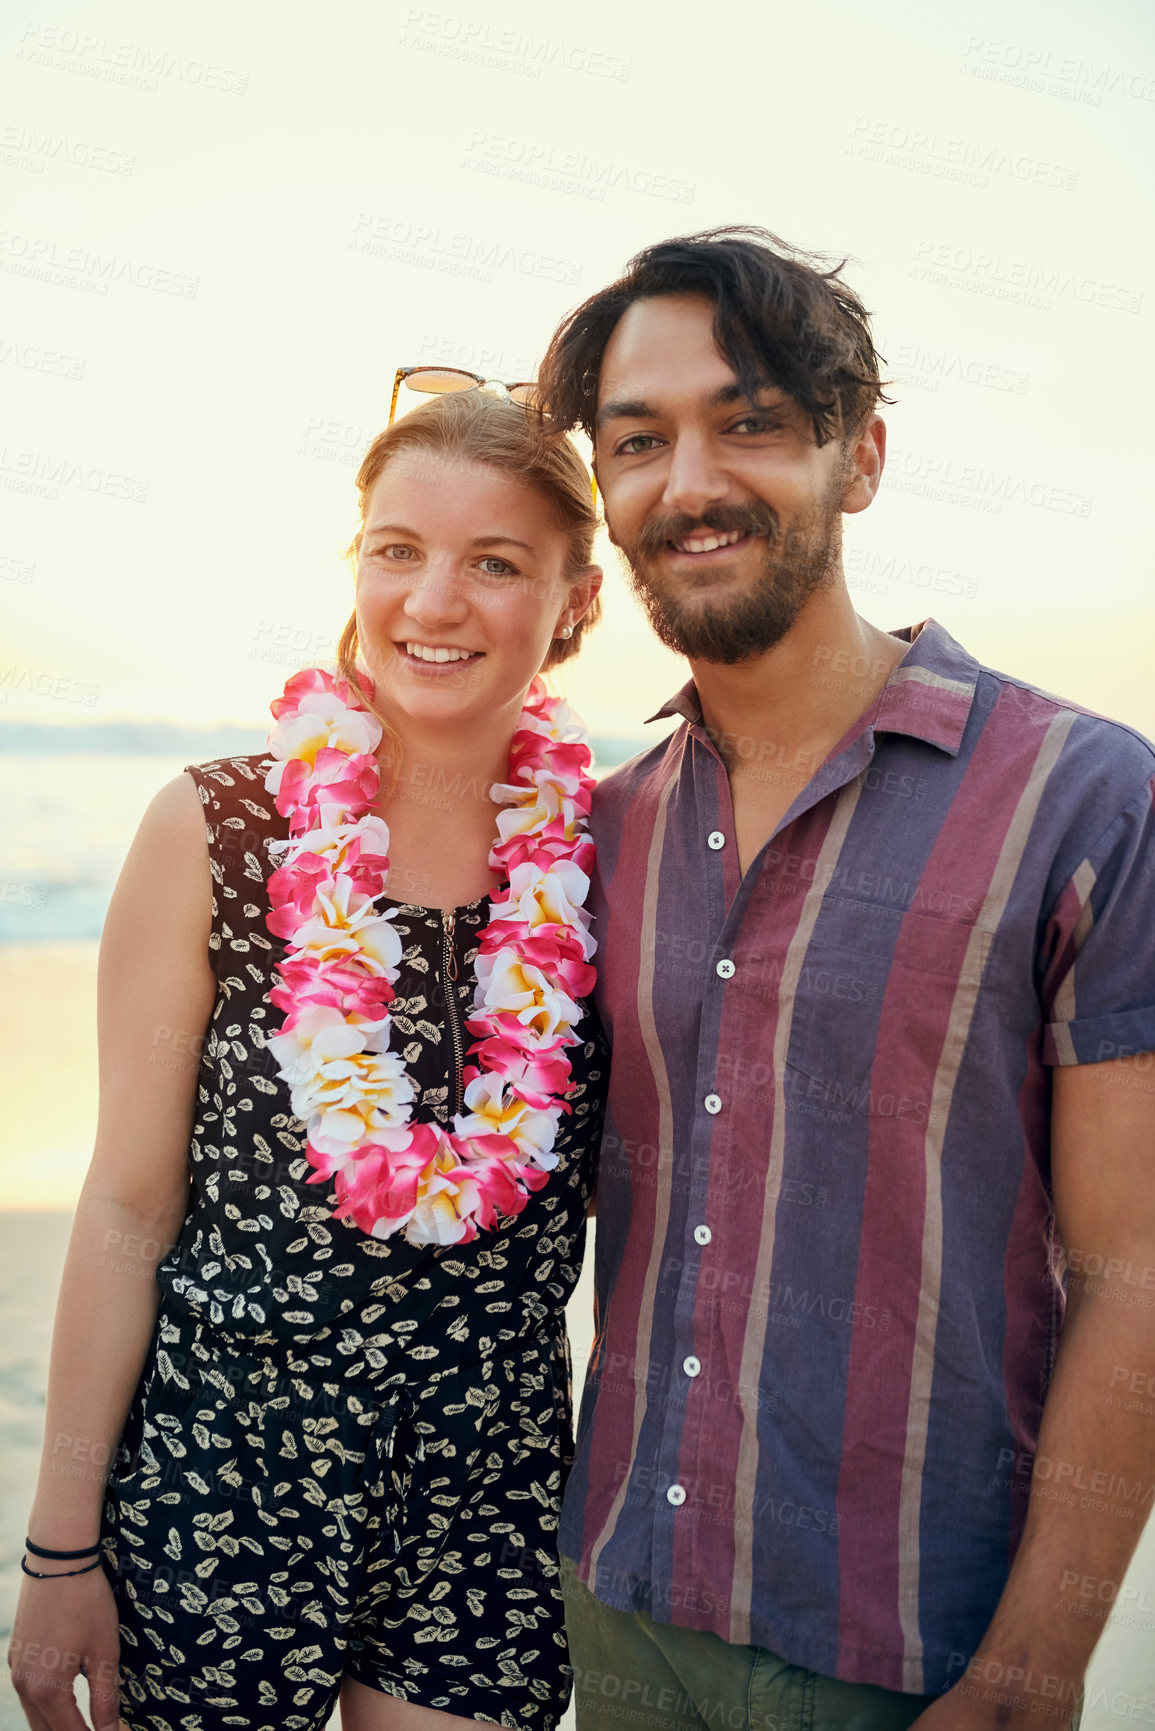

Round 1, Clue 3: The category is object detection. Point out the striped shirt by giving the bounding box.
[561,619,1155,1695]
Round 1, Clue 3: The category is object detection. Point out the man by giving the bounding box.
[537,229,1155,1729]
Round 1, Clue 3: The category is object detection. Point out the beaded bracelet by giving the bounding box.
[21,1555,103,1579]
[26,1538,101,1561]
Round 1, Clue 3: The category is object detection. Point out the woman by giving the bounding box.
[10,390,606,1731]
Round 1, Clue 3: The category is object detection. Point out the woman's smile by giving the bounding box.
[398,639,484,673]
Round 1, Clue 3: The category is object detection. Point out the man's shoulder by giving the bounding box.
[970,656,1155,786]
[897,621,1155,791]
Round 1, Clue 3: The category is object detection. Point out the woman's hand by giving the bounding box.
[9,1564,124,1729]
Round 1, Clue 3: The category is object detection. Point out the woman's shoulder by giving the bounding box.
[184,753,276,805]
[182,754,283,847]
[184,751,275,792]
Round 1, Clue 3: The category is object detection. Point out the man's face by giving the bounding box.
[593,293,865,664]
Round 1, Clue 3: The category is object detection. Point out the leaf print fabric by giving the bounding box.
[101,756,606,1730]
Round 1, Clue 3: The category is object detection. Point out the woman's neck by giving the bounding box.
[380,727,510,816]
[372,713,520,910]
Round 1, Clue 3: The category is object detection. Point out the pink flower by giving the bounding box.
[455,1071,563,1157]
[331,1123,446,1225]
[267,856,336,935]
[463,1037,572,1109]
[269,953,394,1020]
[270,666,336,721]
[276,748,381,829]
[459,1137,548,1232]
[481,929,596,1001]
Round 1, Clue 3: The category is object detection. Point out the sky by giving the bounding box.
[1,0,1153,741]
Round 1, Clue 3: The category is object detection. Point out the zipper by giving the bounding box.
[441,909,465,1117]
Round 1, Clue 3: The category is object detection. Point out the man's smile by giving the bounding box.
[667,527,757,556]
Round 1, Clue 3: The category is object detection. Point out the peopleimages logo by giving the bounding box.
[884,337,1029,397]
[398,10,631,81]
[0,123,135,176]
[910,239,1142,315]
[0,334,86,381]
[885,447,1093,519]
[349,213,581,288]
[0,553,37,583]
[958,34,1155,106]
[413,336,537,380]
[844,545,980,600]
[0,665,100,706]
[847,117,1079,190]
[0,445,149,503]
[0,230,199,299]
[463,131,695,205]
[16,20,249,94]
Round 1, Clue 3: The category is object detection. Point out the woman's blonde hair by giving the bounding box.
[337,391,600,709]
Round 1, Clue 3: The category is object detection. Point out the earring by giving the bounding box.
[558,624,573,639]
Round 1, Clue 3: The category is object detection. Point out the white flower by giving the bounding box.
[271,814,391,870]
[293,878,403,978]
[369,1152,483,1247]
[474,951,581,1041]
[492,773,583,849]
[455,1072,561,1164]
[266,1006,414,1150]
[270,694,381,766]
[489,860,592,954]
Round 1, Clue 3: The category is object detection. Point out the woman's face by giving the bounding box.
[354,450,596,741]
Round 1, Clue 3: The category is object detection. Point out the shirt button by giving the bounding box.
[716,958,735,979]
[694,1224,712,1246]
[683,1356,701,1378]
[707,831,725,850]
[666,1484,687,1506]
[704,1093,722,1115]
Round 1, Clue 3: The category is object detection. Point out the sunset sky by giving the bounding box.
[2,0,1152,741]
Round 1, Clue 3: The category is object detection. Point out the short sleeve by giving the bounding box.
[1041,774,1155,1065]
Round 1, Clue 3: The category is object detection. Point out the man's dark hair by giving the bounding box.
[538,225,891,448]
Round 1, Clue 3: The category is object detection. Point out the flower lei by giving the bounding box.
[261,668,597,1248]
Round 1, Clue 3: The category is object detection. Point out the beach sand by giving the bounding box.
[0,944,1151,1725]
[0,944,101,1211]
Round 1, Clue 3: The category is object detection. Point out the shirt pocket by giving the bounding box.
[781,899,1004,1125]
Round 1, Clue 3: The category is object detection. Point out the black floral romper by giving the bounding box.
[100,754,606,1731]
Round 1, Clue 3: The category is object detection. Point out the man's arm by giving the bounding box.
[914,1052,1155,1728]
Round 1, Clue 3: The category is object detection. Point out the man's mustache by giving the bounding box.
[633,502,779,559]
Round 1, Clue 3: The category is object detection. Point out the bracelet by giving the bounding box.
[21,1555,103,1579]
[26,1537,101,1560]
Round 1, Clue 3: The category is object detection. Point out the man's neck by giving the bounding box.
[689,584,909,777]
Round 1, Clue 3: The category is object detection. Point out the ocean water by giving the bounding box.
[0,754,193,944]
[0,736,646,946]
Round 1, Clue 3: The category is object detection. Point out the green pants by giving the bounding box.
[561,1557,938,1731]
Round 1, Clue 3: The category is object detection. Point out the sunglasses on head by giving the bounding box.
[387,366,543,425]
[387,365,597,505]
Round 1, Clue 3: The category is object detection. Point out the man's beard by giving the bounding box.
[612,482,843,665]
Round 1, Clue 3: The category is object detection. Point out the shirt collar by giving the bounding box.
[646,619,980,759]
[649,681,703,727]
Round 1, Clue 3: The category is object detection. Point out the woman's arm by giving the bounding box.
[9,772,215,1729]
